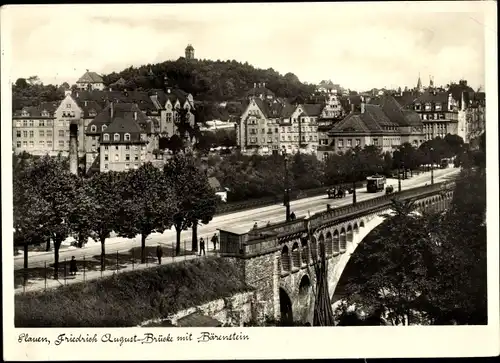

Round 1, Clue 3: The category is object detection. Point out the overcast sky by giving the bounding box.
[2,2,492,92]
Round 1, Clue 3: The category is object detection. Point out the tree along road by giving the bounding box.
[14,168,459,269]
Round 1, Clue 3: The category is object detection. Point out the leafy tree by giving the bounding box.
[22,155,79,279]
[164,152,216,255]
[116,163,176,263]
[68,178,94,249]
[13,164,50,269]
[342,199,436,325]
[15,78,28,89]
[87,171,126,270]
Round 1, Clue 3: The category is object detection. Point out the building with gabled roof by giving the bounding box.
[85,102,156,173]
[76,70,105,91]
[317,95,424,161]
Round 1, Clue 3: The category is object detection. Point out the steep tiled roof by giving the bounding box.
[71,89,159,114]
[280,104,296,118]
[86,103,151,134]
[77,71,104,84]
[74,99,103,118]
[328,104,399,135]
[414,91,449,104]
[13,102,59,118]
[302,103,324,117]
[378,95,423,127]
[329,114,371,133]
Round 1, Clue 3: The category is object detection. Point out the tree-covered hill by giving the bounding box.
[102,58,316,102]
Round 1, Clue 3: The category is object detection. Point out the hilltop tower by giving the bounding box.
[185,44,195,60]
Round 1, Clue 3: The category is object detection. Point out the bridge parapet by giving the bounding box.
[219,181,455,259]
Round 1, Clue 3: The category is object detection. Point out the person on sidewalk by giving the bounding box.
[69,256,78,276]
[156,245,163,265]
[290,211,296,221]
[211,233,218,251]
[199,238,206,256]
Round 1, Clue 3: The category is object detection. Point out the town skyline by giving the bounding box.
[4,2,488,92]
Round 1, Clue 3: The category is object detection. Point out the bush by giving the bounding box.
[15,257,252,327]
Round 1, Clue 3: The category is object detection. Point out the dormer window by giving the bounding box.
[424,103,431,111]
[124,133,130,141]
[114,133,120,141]
[103,133,109,141]
[21,110,29,117]
[41,111,49,117]
[414,103,421,111]
[102,125,107,131]
[91,125,97,132]
[435,103,442,111]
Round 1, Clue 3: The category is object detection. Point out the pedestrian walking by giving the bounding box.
[156,245,163,265]
[211,233,218,251]
[290,211,296,221]
[199,238,206,256]
[69,256,78,276]
[253,222,258,229]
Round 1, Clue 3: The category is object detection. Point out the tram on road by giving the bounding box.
[366,175,386,193]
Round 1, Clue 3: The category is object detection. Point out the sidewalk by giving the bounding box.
[15,244,217,295]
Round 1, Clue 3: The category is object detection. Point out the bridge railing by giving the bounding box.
[309,181,454,229]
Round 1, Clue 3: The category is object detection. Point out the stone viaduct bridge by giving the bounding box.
[218,181,456,325]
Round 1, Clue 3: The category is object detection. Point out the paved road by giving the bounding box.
[14,167,459,269]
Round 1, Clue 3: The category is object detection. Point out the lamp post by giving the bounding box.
[351,152,357,205]
[430,147,434,185]
[283,149,291,221]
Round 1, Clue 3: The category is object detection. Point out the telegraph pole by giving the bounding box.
[430,147,435,185]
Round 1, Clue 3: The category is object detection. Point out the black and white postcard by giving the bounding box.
[1,2,498,360]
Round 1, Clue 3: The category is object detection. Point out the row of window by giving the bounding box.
[16,130,54,138]
[16,140,70,148]
[281,135,318,142]
[334,139,363,148]
[102,145,146,151]
[103,163,140,170]
[15,120,53,127]
[421,113,447,120]
[20,111,52,118]
[414,103,449,111]
[104,154,143,162]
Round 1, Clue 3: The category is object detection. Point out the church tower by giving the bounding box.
[416,73,423,93]
[185,44,195,60]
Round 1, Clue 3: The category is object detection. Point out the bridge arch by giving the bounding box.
[360,220,365,228]
[279,288,294,326]
[325,232,333,256]
[353,222,359,235]
[300,237,309,266]
[339,228,346,253]
[333,229,340,254]
[347,225,353,250]
[296,274,313,324]
[291,242,300,269]
[281,245,291,273]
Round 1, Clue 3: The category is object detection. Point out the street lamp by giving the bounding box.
[351,153,357,205]
[430,147,434,185]
[283,149,291,222]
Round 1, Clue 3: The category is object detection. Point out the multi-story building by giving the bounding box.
[279,104,321,154]
[76,70,105,91]
[317,95,424,160]
[237,97,283,155]
[464,91,486,144]
[12,102,58,155]
[86,102,155,173]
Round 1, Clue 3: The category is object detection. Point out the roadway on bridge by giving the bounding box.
[14,167,459,269]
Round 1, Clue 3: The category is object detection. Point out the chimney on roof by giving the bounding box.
[360,96,365,114]
[263,82,266,88]
[110,102,114,119]
[134,111,137,120]
[84,100,88,107]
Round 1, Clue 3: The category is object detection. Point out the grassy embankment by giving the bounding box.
[15,257,251,327]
